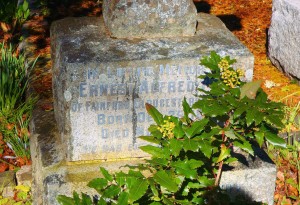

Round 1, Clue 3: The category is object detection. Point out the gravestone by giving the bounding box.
[269,0,300,82]
[102,0,197,38]
[30,2,259,204]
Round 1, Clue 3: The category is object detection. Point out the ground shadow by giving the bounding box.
[217,14,242,31]
[194,1,211,13]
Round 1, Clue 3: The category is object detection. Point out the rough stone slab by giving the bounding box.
[50,13,254,162]
[220,147,276,205]
[0,171,16,198]
[269,0,300,81]
[16,165,32,187]
[103,0,197,38]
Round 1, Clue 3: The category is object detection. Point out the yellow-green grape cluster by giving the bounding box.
[218,59,230,71]
[158,118,176,139]
[221,67,244,88]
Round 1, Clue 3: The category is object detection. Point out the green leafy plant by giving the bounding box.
[0,43,37,160]
[57,52,286,205]
[0,0,30,33]
[0,184,32,205]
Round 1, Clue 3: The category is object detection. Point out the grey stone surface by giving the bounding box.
[50,14,253,162]
[15,165,32,187]
[268,0,300,81]
[220,147,276,205]
[30,13,254,204]
[0,171,16,198]
[103,0,197,38]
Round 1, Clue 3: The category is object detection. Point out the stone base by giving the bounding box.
[220,147,276,205]
[269,0,300,82]
[30,13,256,204]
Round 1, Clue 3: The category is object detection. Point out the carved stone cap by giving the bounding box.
[103,0,197,38]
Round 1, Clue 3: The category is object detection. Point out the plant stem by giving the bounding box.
[215,160,224,186]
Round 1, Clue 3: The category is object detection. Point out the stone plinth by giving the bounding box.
[269,0,300,81]
[30,13,254,204]
[103,0,197,38]
[220,147,276,205]
[51,14,253,163]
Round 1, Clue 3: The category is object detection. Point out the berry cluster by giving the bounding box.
[218,59,244,88]
[158,117,176,139]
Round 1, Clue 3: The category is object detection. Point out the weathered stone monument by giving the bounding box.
[269,0,300,82]
[30,1,278,204]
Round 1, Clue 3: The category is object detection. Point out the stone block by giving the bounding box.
[220,147,276,205]
[102,0,197,38]
[16,165,32,187]
[50,14,253,163]
[30,14,254,204]
[0,171,16,198]
[269,0,300,81]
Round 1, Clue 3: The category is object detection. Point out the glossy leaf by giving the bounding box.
[153,170,179,192]
[233,141,254,156]
[254,131,264,147]
[240,80,262,99]
[102,185,121,198]
[100,167,113,181]
[57,195,74,205]
[216,145,230,163]
[128,180,149,203]
[182,97,195,124]
[185,119,208,138]
[87,178,108,193]
[265,133,286,148]
[139,136,160,144]
[198,140,213,158]
[183,139,199,152]
[140,145,164,157]
[117,192,129,205]
[171,160,197,179]
[145,103,163,125]
[169,138,182,157]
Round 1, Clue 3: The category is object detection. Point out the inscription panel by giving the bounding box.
[67,61,206,161]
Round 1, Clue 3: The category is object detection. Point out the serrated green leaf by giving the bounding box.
[217,145,230,163]
[224,129,237,139]
[102,185,121,198]
[140,145,164,157]
[139,136,160,144]
[128,180,148,203]
[197,176,215,188]
[171,160,197,179]
[245,110,255,126]
[153,170,179,192]
[187,159,204,169]
[73,192,80,204]
[115,172,127,186]
[98,197,107,205]
[266,115,284,128]
[183,139,199,152]
[145,103,163,125]
[81,193,93,205]
[87,178,108,193]
[169,139,182,157]
[233,141,254,156]
[265,133,286,148]
[198,140,213,158]
[225,157,238,164]
[240,80,262,99]
[148,178,159,197]
[185,119,208,138]
[100,167,113,181]
[254,131,264,147]
[182,97,195,124]
[117,192,129,205]
[57,195,74,205]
